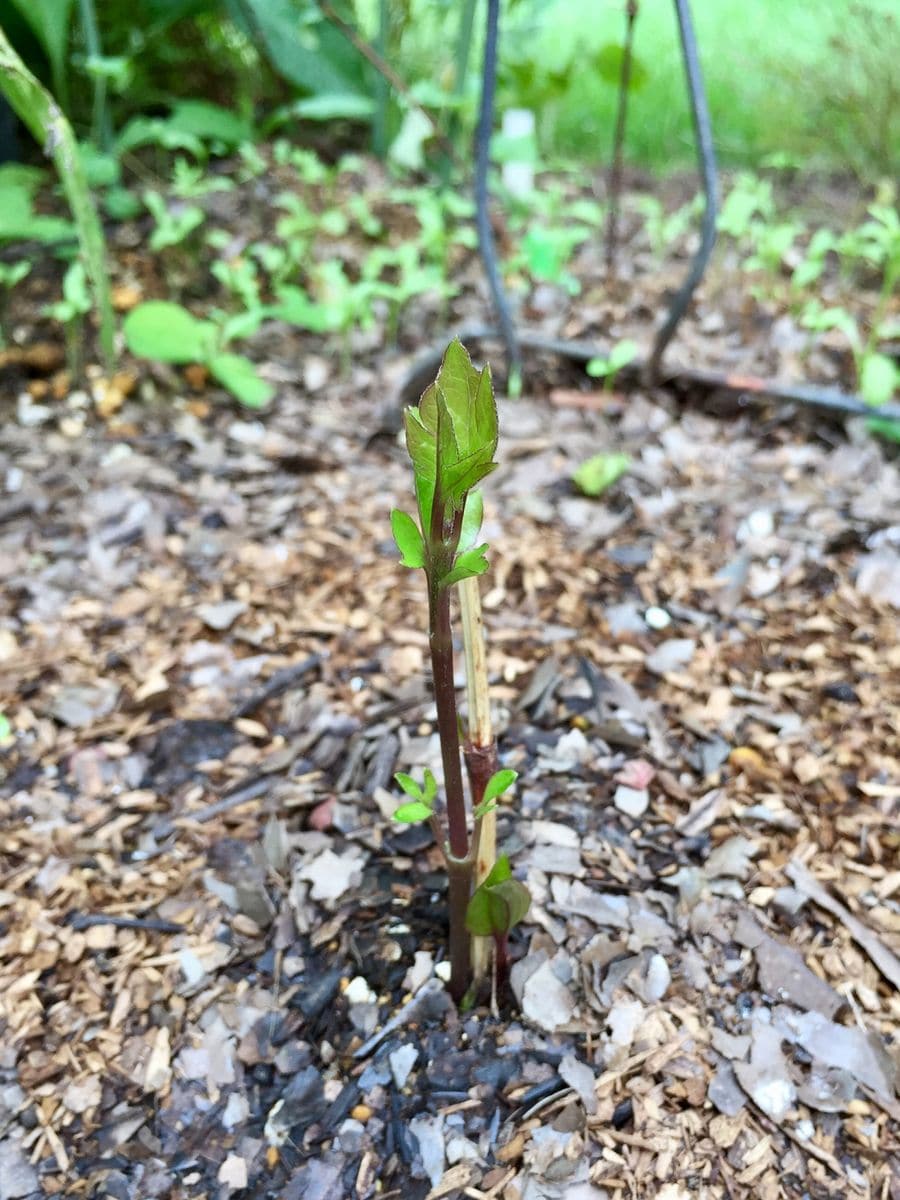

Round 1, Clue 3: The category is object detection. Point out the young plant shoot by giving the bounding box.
[391,339,529,1002]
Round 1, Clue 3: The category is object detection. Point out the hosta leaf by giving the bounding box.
[391,509,425,568]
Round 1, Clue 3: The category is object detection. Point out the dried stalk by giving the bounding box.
[458,575,498,983]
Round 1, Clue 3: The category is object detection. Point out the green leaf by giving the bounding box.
[421,768,437,806]
[586,356,613,379]
[271,285,338,333]
[219,309,266,345]
[866,417,900,443]
[587,340,638,379]
[442,543,489,589]
[394,772,423,800]
[489,879,531,931]
[273,94,375,125]
[123,300,216,364]
[466,854,531,936]
[403,338,498,534]
[594,43,649,90]
[7,0,76,105]
[242,0,367,96]
[391,509,425,568]
[116,116,205,159]
[608,339,639,373]
[168,101,253,147]
[483,768,517,805]
[0,712,11,740]
[393,801,434,824]
[474,768,517,818]
[481,854,512,888]
[573,452,631,498]
[389,108,433,172]
[860,353,899,408]
[209,353,274,408]
[458,490,484,553]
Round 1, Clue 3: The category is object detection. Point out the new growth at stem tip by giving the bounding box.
[390,337,498,592]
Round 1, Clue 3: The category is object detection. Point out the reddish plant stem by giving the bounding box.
[493,931,510,994]
[427,578,472,1002]
[605,0,638,276]
[447,864,473,1003]
[428,584,468,860]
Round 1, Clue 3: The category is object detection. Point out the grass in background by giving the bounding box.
[392,0,898,179]
[532,0,899,176]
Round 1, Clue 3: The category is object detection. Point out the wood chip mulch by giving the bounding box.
[0,162,898,1200]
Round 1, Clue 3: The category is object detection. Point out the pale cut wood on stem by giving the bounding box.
[458,574,495,982]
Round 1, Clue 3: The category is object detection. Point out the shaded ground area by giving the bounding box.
[0,161,899,1199]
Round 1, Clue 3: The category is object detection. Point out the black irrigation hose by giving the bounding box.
[396,324,900,425]
[474,0,521,386]
[645,0,719,383]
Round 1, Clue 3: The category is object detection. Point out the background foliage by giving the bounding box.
[1,0,897,177]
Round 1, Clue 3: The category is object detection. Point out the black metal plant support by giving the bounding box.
[605,0,639,276]
[398,0,897,427]
[645,0,719,383]
[474,0,521,386]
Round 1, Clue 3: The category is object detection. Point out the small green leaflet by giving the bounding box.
[393,768,437,822]
[572,452,631,497]
[586,339,638,379]
[474,768,517,818]
[394,800,433,823]
[465,854,531,937]
[394,768,437,803]
[442,543,489,589]
[391,509,425,568]
[0,713,11,740]
[395,771,423,799]
[208,353,274,409]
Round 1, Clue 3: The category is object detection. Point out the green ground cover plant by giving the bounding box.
[123,299,274,408]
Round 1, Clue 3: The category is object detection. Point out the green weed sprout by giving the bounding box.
[586,339,638,391]
[143,190,205,253]
[44,261,91,377]
[391,339,529,1001]
[0,260,31,346]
